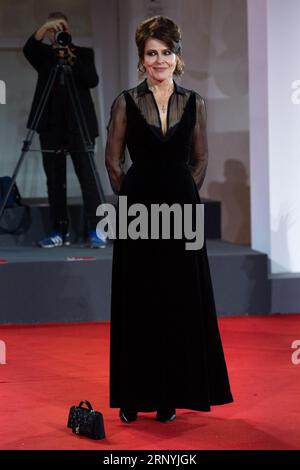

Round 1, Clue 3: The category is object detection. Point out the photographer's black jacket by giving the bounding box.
[23,34,99,137]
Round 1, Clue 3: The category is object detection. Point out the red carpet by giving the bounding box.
[0,315,299,450]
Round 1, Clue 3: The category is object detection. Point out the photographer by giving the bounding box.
[23,11,106,248]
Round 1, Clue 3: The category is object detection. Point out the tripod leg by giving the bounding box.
[29,66,59,131]
[0,66,60,222]
[64,68,106,205]
[63,67,115,240]
[0,132,32,218]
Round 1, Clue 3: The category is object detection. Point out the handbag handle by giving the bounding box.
[78,400,94,411]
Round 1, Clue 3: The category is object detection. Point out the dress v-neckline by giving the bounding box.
[148,86,175,136]
[125,91,194,142]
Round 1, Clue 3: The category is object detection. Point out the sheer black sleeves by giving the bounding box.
[105,93,127,194]
[189,93,209,189]
[105,85,208,193]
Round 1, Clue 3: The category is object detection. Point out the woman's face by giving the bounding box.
[143,38,177,82]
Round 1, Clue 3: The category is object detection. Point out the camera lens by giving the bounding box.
[55,31,72,47]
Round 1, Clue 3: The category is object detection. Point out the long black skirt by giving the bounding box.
[109,161,233,412]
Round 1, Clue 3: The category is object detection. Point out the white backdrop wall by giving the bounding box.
[248,0,300,273]
[268,0,300,273]
[93,0,250,244]
[1,0,250,244]
[0,0,103,199]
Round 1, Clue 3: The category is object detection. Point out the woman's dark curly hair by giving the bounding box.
[135,16,184,77]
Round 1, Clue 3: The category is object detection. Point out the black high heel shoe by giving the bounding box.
[119,409,138,423]
[156,408,176,422]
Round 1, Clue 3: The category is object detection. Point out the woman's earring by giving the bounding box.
[138,62,146,74]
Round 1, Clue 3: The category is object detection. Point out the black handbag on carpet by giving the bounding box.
[67,400,105,440]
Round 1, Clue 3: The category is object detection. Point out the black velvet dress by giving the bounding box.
[105,79,233,412]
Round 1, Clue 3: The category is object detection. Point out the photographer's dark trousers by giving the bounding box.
[39,128,101,235]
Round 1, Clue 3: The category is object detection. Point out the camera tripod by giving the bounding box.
[0,53,108,237]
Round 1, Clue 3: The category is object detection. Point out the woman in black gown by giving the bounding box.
[105,16,233,423]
